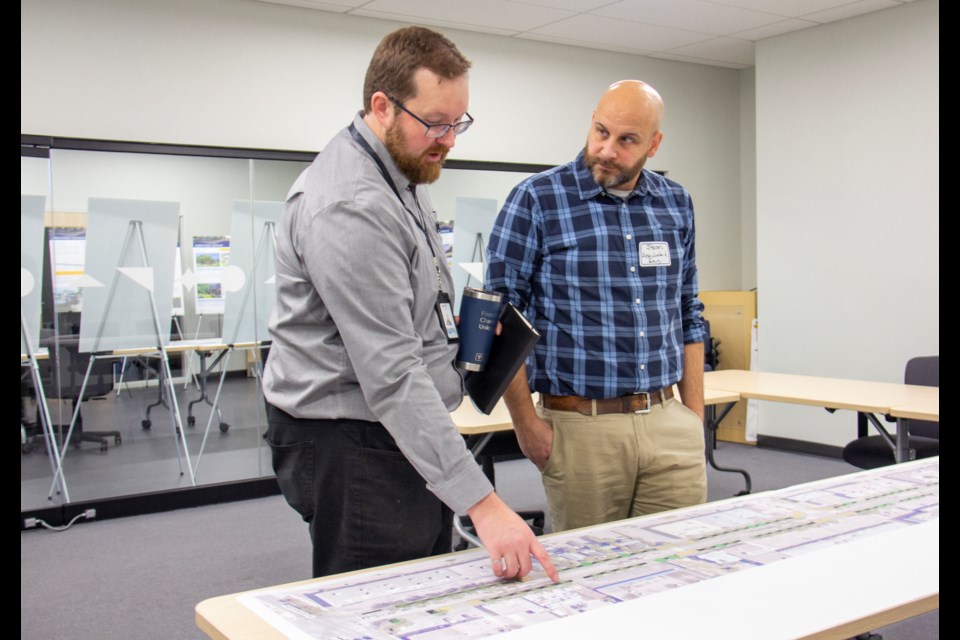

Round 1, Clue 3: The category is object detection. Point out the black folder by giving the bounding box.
[464,303,540,415]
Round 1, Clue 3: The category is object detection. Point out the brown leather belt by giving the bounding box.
[541,387,674,416]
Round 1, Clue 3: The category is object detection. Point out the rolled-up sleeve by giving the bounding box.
[485,184,542,311]
[679,192,706,346]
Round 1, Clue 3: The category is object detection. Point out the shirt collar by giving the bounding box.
[573,150,664,200]
[352,112,414,193]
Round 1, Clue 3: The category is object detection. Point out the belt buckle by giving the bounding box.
[633,392,651,415]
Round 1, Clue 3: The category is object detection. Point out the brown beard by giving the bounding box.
[386,123,448,185]
[584,144,646,189]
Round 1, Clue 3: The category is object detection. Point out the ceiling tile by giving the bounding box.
[255,0,909,68]
[518,31,655,56]
[260,0,362,11]
[524,13,713,51]
[667,35,755,65]
[350,0,575,32]
[700,0,860,19]
[650,51,751,68]
[731,17,818,40]
[509,0,615,10]
[591,0,786,36]
[799,0,901,23]
[349,9,521,35]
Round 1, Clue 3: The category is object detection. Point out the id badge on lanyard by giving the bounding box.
[435,290,459,343]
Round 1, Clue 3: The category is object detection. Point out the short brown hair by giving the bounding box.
[363,26,471,113]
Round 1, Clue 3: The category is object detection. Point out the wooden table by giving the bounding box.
[197,459,939,640]
[704,369,940,462]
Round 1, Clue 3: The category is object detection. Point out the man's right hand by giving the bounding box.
[468,492,559,582]
[502,365,554,471]
[514,415,553,472]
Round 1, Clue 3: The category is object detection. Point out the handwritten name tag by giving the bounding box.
[639,241,671,267]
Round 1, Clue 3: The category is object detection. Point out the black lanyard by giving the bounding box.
[349,123,429,236]
[348,123,444,289]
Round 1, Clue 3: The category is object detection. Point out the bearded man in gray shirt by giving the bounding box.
[262,26,557,582]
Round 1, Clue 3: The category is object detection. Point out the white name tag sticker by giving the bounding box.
[639,241,672,267]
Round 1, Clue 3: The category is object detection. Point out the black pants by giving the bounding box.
[265,403,453,578]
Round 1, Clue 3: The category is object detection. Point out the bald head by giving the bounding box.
[584,80,664,191]
[597,80,664,135]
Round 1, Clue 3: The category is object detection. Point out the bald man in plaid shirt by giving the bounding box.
[486,80,707,532]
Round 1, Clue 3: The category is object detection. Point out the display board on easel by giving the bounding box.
[223,200,283,344]
[78,198,179,353]
[21,195,46,354]
[451,197,499,313]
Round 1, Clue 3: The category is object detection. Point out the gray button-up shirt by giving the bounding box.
[263,114,492,514]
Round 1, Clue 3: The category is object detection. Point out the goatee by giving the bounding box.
[584,145,645,190]
[386,124,447,185]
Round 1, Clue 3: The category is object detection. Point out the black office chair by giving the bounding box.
[842,356,938,469]
[47,334,122,452]
[703,319,721,372]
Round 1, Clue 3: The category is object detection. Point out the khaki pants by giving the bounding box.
[539,397,707,532]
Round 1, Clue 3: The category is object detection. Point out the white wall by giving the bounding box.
[739,67,757,291]
[22,0,745,291]
[755,0,939,445]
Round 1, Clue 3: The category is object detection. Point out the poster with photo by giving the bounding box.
[193,236,229,315]
[49,227,87,312]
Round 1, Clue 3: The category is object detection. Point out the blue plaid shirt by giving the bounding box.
[486,152,705,399]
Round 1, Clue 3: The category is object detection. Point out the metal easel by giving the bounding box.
[22,310,70,502]
[48,219,196,499]
[191,220,276,478]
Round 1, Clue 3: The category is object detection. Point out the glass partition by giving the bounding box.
[20,135,546,514]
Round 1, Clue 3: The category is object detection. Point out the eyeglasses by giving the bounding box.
[388,95,474,138]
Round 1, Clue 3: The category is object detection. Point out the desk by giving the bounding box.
[449,394,521,436]
[197,458,938,640]
[165,339,267,480]
[165,339,263,431]
[704,369,940,463]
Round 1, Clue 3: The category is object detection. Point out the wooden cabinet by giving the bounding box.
[700,290,756,444]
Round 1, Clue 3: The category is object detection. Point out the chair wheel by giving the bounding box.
[219,422,230,433]
[115,435,122,445]
[142,420,152,429]
[187,416,196,426]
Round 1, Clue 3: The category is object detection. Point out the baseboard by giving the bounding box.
[756,435,844,459]
[21,476,281,531]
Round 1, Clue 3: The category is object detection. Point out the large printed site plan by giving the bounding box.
[239,458,938,639]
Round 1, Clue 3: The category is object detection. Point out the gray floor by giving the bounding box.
[22,376,274,510]
[21,442,938,640]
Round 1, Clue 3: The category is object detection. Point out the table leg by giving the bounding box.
[895,417,913,464]
[861,412,914,464]
[704,403,752,495]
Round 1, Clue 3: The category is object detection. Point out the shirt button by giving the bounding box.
[635,298,641,304]
[639,331,645,337]
[629,266,636,273]
[626,234,632,240]
[640,364,646,370]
